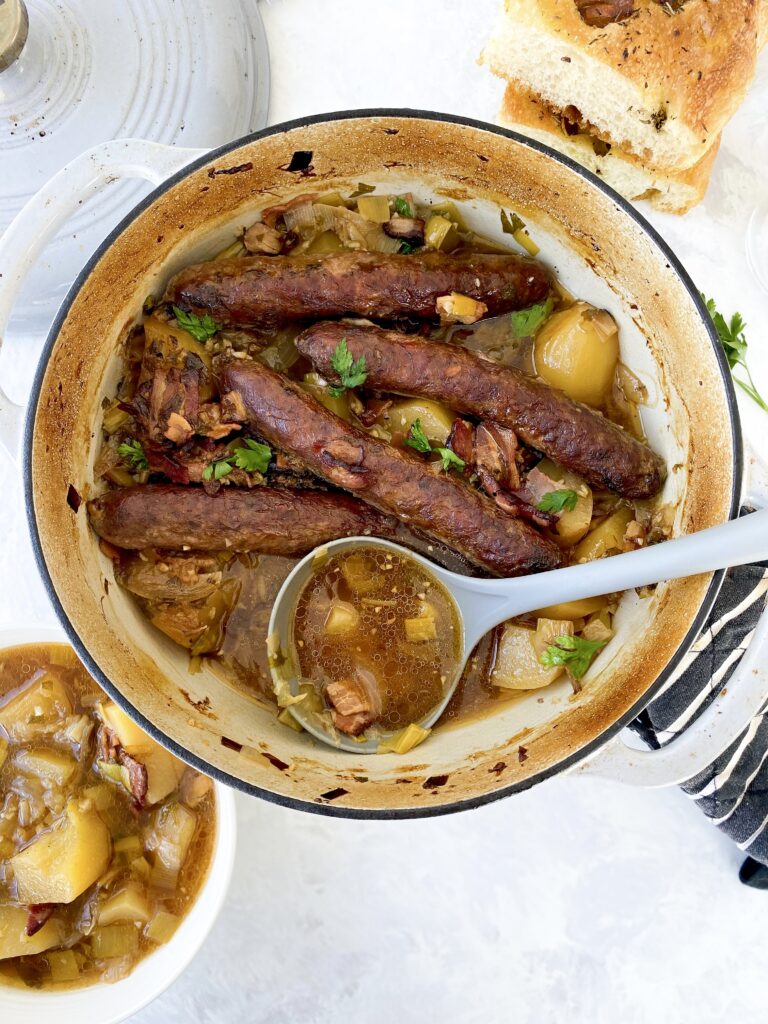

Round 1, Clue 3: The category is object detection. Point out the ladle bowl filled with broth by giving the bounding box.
[269,540,464,753]
[0,628,236,1023]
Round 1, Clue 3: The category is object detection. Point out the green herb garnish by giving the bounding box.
[405,420,433,453]
[202,439,272,482]
[394,196,413,218]
[500,209,526,236]
[327,337,367,398]
[172,305,220,343]
[405,419,466,474]
[509,297,554,339]
[539,634,608,680]
[536,488,578,514]
[399,241,417,255]
[202,460,234,483]
[437,447,466,473]
[702,295,767,413]
[117,439,148,472]
[349,183,376,198]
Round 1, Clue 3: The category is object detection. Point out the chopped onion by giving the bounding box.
[284,202,401,254]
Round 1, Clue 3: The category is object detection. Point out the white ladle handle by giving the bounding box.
[463,505,768,648]
[578,446,768,787]
[0,139,206,459]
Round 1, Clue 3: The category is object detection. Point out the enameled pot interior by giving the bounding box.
[26,113,739,816]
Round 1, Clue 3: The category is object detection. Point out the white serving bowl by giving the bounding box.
[0,625,237,1024]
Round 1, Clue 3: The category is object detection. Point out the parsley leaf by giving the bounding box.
[394,196,413,218]
[117,439,148,472]
[404,419,432,453]
[202,439,272,481]
[173,305,221,343]
[232,439,272,474]
[202,460,233,483]
[405,419,466,473]
[327,337,367,397]
[539,634,608,680]
[399,241,417,255]
[536,488,578,514]
[436,447,466,473]
[500,209,525,236]
[702,295,767,413]
[509,297,554,339]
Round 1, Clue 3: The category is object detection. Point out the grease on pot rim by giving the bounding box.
[290,545,461,743]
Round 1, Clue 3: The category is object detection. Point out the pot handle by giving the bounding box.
[0,138,208,459]
[578,444,768,787]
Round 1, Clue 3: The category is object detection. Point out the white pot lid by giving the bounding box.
[0,0,270,338]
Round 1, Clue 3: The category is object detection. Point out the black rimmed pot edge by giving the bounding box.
[22,108,743,819]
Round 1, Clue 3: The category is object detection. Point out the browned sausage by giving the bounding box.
[88,485,401,554]
[296,322,666,499]
[217,358,563,576]
[165,251,551,327]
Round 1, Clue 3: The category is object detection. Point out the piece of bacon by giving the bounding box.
[357,397,393,428]
[474,422,521,494]
[118,750,149,810]
[495,490,558,530]
[26,904,55,937]
[260,192,321,228]
[447,418,475,465]
[325,677,379,737]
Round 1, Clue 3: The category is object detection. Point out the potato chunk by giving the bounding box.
[573,507,634,563]
[98,702,184,805]
[98,884,151,926]
[385,398,454,447]
[533,596,607,620]
[323,602,360,636]
[436,292,488,325]
[14,748,77,786]
[11,799,111,904]
[491,622,570,690]
[0,905,64,960]
[0,673,72,739]
[357,195,390,223]
[534,459,593,547]
[404,612,438,643]
[534,302,619,407]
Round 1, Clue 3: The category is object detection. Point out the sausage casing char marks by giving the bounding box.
[165,250,552,327]
[88,485,402,554]
[297,322,666,500]
[216,357,563,577]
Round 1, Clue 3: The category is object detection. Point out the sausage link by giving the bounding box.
[217,358,563,576]
[88,485,400,554]
[296,322,665,499]
[165,250,551,327]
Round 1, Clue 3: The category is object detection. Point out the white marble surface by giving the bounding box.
[1,0,767,1020]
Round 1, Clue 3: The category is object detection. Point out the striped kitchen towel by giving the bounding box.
[629,515,768,886]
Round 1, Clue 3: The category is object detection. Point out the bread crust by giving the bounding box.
[484,0,764,169]
[498,81,719,213]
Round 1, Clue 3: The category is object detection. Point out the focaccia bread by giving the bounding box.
[482,0,765,171]
[498,81,720,213]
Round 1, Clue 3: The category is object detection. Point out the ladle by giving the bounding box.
[268,508,768,754]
